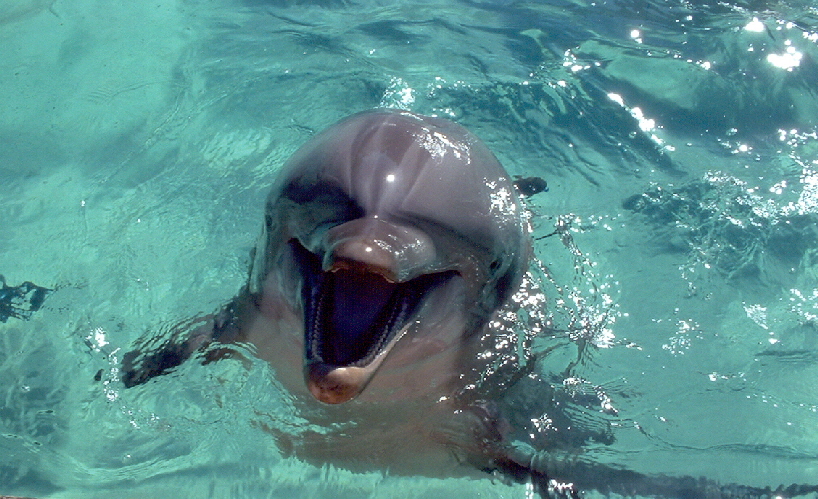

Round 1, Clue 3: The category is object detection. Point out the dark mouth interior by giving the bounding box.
[290,240,453,367]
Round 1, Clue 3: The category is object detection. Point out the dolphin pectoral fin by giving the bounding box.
[120,291,250,387]
[120,318,218,388]
[121,337,195,388]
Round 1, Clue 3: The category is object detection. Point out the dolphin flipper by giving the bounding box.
[120,334,203,387]
[120,291,248,387]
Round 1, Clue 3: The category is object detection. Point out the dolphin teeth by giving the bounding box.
[327,259,397,283]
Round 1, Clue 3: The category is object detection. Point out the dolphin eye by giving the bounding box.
[489,260,501,272]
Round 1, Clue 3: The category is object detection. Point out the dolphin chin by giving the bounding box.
[304,326,405,404]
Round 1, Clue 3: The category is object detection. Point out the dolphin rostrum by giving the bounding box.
[122,109,818,498]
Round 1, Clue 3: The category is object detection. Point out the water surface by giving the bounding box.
[1,0,817,497]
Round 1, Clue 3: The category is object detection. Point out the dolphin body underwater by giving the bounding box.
[122,109,818,499]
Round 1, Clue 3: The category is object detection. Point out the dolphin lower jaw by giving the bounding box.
[304,325,408,404]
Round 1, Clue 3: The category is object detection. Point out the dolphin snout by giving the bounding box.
[322,218,436,283]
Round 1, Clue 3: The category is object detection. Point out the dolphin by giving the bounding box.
[242,109,527,406]
[121,110,818,498]
[123,108,532,475]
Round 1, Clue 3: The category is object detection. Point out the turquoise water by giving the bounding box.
[1,0,818,497]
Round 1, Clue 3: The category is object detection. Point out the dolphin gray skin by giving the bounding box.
[121,110,818,499]
[243,109,527,406]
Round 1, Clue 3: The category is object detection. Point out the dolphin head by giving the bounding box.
[250,109,526,404]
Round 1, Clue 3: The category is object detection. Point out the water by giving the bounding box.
[1,0,817,497]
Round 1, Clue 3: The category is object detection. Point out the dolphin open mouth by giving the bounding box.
[290,240,453,403]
